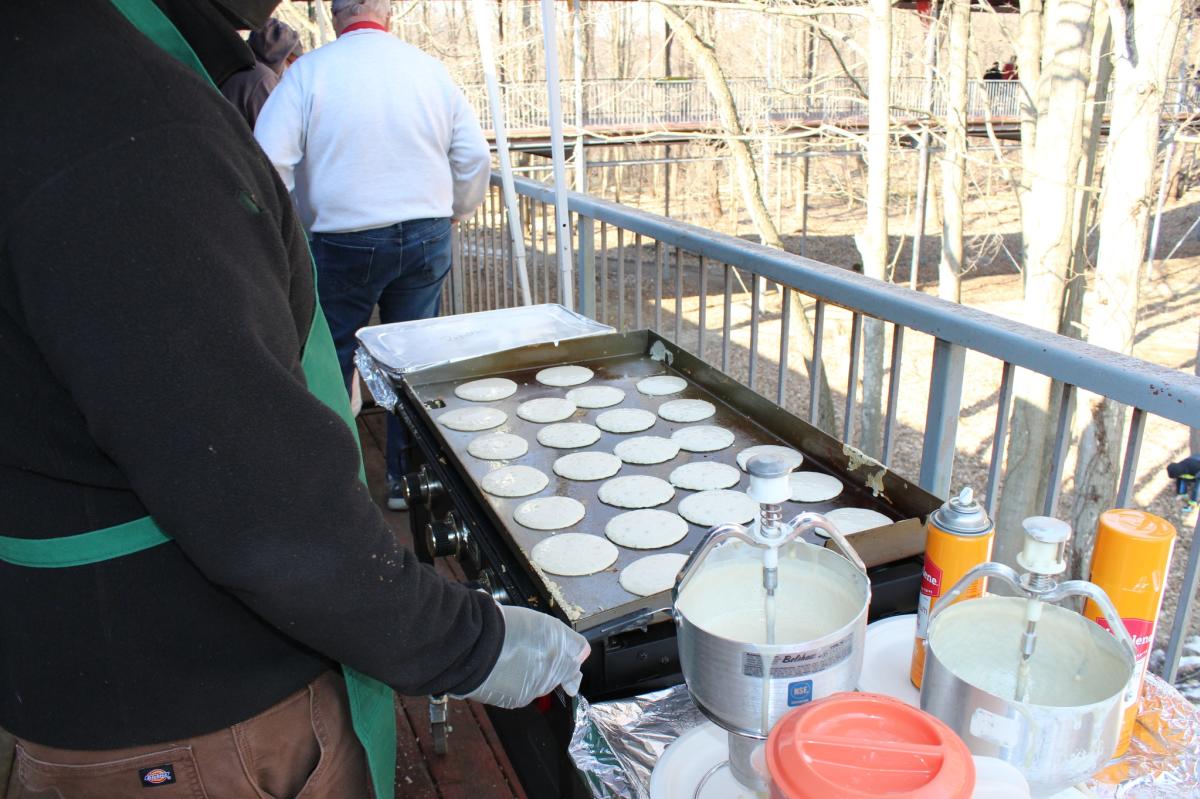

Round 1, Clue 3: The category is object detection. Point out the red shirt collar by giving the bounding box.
[339,21,388,36]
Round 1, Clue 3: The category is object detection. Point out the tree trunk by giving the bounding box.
[996,0,1097,567]
[1016,0,1044,268]
[1070,0,1183,577]
[654,0,837,433]
[313,0,335,46]
[939,0,970,304]
[1063,7,1114,341]
[910,4,941,291]
[856,0,893,457]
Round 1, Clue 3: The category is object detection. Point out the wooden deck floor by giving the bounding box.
[357,410,528,799]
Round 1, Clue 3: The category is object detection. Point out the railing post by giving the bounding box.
[919,338,966,498]
[450,226,465,315]
[539,0,575,309]
[1164,513,1200,683]
[577,214,596,319]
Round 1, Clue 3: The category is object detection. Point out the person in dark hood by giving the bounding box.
[221,18,302,128]
[0,1,588,797]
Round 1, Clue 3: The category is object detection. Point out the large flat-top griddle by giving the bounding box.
[400,330,941,634]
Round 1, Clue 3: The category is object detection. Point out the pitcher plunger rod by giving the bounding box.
[760,501,782,598]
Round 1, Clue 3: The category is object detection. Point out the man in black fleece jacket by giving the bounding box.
[0,1,585,795]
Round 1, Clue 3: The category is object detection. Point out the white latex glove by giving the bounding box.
[455,605,590,709]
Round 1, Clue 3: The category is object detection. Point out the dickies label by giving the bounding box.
[139,764,176,787]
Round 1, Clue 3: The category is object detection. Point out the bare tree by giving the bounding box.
[1015,0,1043,232]
[1070,0,1184,575]
[996,0,1098,565]
[855,0,893,457]
[653,0,838,433]
[938,0,970,303]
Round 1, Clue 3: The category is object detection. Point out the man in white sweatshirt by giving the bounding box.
[256,0,491,510]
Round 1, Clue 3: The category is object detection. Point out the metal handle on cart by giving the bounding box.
[583,606,674,643]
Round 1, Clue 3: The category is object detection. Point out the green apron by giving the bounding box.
[0,2,397,795]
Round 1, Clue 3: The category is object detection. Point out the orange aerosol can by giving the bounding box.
[1084,509,1176,757]
[910,487,994,688]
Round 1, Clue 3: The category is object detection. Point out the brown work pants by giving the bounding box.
[5,671,372,798]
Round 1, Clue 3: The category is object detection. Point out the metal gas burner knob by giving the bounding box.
[405,465,444,508]
[425,512,469,559]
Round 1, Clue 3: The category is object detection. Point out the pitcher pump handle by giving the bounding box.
[787,512,868,576]
[928,562,1023,626]
[928,565,1139,663]
[672,523,755,604]
[1045,580,1139,661]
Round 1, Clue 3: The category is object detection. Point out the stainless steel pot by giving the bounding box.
[672,515,870,740]
[922,593,1135,795]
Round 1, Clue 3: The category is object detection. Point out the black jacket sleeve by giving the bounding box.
[5,121,503,698]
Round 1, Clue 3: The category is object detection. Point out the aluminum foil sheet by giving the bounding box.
[355,303,612,376]
[1084,672,1200,797]
[571,675,1200,799]
[354,348,399,412]
[569,686,704,799]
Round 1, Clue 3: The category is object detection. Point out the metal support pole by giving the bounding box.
[450,227,465,315]
[1164,512,1200,683]
[540,0,575,309]
[1114,408,1146,509]
[472,0,531,306]
[919,338,966,498]
[1042,383,1076,517]
[571,0,587,194]
[1194,322,1200,454]
[577,215,596,318]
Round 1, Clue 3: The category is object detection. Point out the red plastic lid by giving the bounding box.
[765,692,975,799]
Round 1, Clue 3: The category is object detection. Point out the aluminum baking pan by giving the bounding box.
[356,303,613,377]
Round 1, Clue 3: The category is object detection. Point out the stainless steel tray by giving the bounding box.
[401,330,941,633]
[356,303,613,376]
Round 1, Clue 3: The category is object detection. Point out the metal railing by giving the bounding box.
[445,173,1200,683]
[461,76,1198,135]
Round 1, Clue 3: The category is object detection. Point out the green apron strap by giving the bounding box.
[0,516,169,569]
[297,279,392,797]
[302,284,368,483]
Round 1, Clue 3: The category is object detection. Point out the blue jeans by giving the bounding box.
[311,217,452,480]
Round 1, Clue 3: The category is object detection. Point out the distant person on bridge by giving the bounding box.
[255,0,491,512]
[984,62,1003,81]
[1002,59,1018,81]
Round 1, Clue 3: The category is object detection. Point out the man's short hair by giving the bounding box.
[332,0,390,17]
